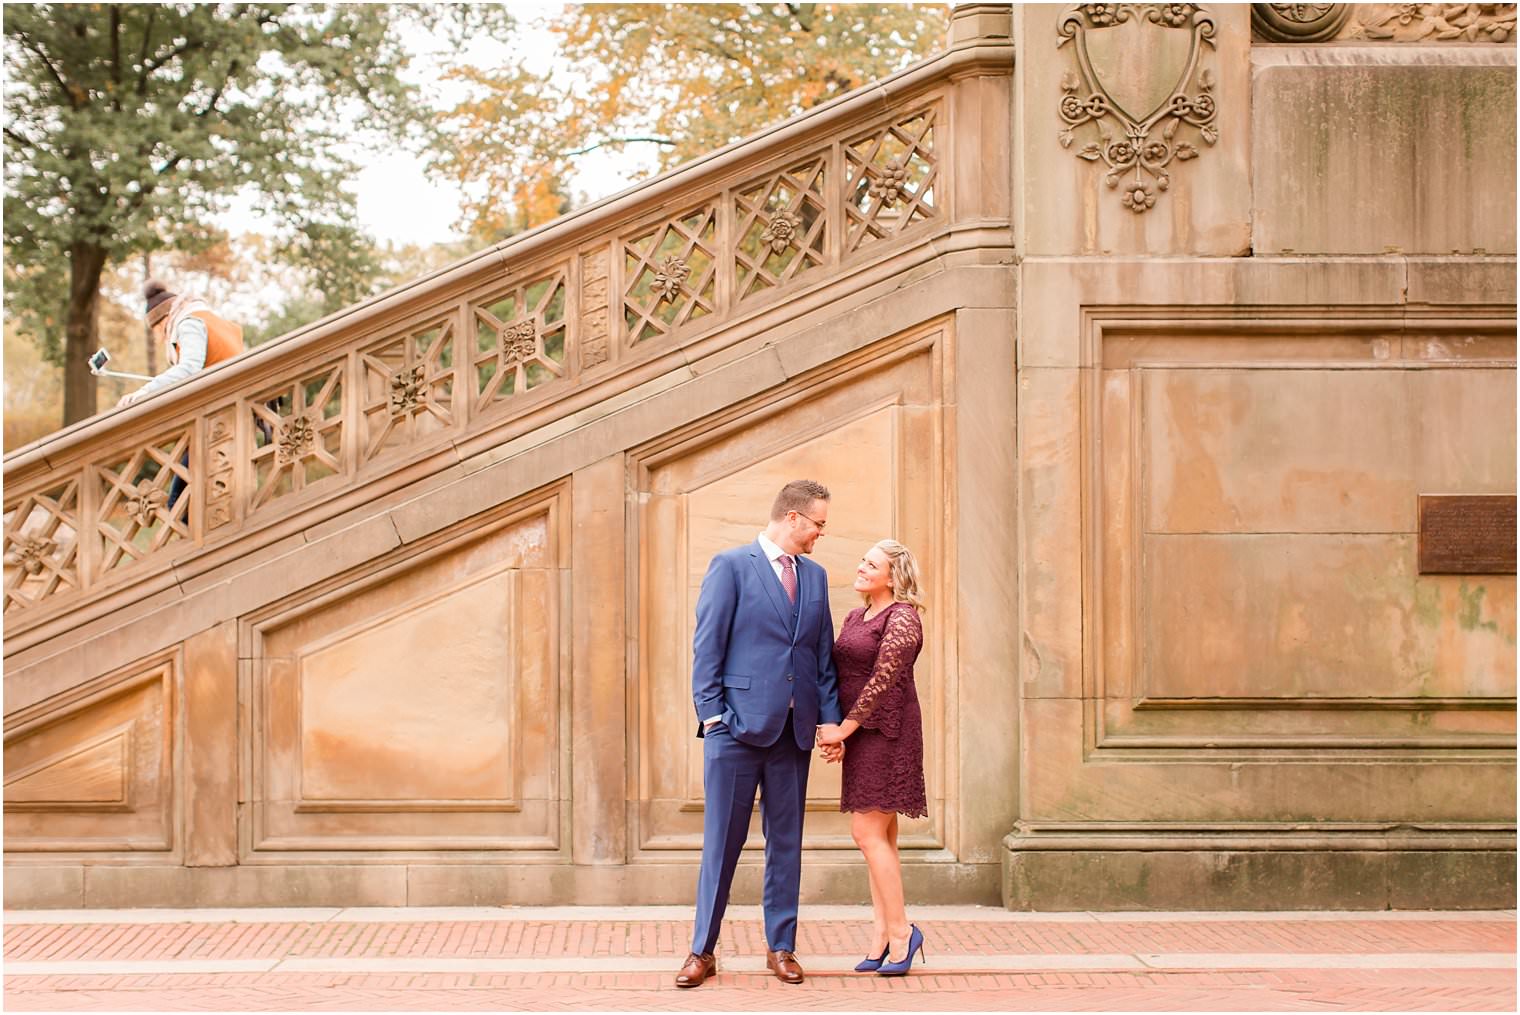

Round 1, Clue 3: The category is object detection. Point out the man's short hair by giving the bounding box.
[770,479,831,521]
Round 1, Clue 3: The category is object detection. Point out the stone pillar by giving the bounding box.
[1006,2,1516,910]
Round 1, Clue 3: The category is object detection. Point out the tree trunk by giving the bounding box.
[143,251,156,375]
[63,242,109,426]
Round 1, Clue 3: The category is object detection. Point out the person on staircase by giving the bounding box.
[116,279,245,511]
[116,278,244,409]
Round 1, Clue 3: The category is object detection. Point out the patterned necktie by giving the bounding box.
[779,554,798,604]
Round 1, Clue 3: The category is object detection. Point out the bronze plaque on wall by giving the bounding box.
[1418,495,1517,575]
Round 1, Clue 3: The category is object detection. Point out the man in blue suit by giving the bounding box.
[676,479,845,988]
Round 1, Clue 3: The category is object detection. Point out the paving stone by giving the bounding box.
[3,909,1513,1012]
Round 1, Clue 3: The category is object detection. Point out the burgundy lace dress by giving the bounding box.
[834,602,927,818]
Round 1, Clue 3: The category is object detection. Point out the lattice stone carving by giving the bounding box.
[360,319,456,464]
[580,248,611,370]
[3,476,81,612]
[473,267,570,412]
[204,408,237,531]
[249,361,346,511]
[843,108,940,255]
[623,205,718,344]
[94,428,194,577]
[735,155,828,302]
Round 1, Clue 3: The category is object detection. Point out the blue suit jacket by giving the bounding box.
[691,541,843,750]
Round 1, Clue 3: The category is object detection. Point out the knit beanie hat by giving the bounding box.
[144,278,178,325]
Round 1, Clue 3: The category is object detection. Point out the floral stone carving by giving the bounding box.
[652,256,691,302]
[760,211,802,253]
[123,480,168,528]
[277,413,316,464]
[1346,4,1516,42]
[867,158,912,208]
[1058,4,1219,214]
[4,535,56,576]
[502,320,538,362]
[388,364,427,415]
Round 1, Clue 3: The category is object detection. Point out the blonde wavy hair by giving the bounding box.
[862,539,926,614]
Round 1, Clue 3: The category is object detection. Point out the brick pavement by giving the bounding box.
[4,906,1514,1011]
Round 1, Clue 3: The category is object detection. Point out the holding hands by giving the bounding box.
[815,720,858,764]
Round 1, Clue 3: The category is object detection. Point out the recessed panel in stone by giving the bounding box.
[299,570,515,803]
[3,662,175,852]
[250,502,563,853]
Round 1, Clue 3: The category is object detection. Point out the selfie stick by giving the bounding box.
[88,348,153,382]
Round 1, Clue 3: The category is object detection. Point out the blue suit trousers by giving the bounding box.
[690,711,811,955]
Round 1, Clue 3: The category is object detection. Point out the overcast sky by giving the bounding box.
[221,4,657,249]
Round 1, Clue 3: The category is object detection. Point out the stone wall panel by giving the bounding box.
[1252,49,1517,255]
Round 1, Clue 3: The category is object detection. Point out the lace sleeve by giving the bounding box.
[845,604,922,739]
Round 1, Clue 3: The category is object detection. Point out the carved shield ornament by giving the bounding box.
[1057,4,1219,213]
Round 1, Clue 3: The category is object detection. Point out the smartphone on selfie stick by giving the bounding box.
[89,348,153,382]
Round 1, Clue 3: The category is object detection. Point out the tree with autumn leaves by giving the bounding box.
[3,3,505,426]
[4,3,945,435]
[430,3,948,242]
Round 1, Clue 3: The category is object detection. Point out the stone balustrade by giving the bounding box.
[3,29,1007,640]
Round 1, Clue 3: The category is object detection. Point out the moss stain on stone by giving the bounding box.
[1412,582,1441,629]
[1456,581,1500,637]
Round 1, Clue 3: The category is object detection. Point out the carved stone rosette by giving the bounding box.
[652,256,692,303]
[277,414,316,465]
[388,364,427,416]
[123,480,168,529]
[1251,4,1351,42]
[1057,4,1219,214]
[760,211,802,253]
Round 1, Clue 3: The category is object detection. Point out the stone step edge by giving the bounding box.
[5,905,1514,925]
[4,953,1515,977]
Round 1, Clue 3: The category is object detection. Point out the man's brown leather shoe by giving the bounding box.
[675,951,717,988]
[767,949,805,984]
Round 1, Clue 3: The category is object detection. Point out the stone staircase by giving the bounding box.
[3,6,1018,908]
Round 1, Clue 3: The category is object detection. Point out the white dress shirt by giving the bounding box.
[757,531,791,582]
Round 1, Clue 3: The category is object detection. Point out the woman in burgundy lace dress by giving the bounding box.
[816,539,927,975]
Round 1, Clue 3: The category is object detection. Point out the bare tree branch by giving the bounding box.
[16,33,77,108]
[135,5,157,92]
[560,135,676,158]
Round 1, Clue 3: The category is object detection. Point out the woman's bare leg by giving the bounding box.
[853,810,909,959]
[851,812,890,955]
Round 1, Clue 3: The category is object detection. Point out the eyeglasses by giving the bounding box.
[794,510,827,532]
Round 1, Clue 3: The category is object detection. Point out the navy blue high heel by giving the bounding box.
[876,924,925,976]
[854,943,891,972]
